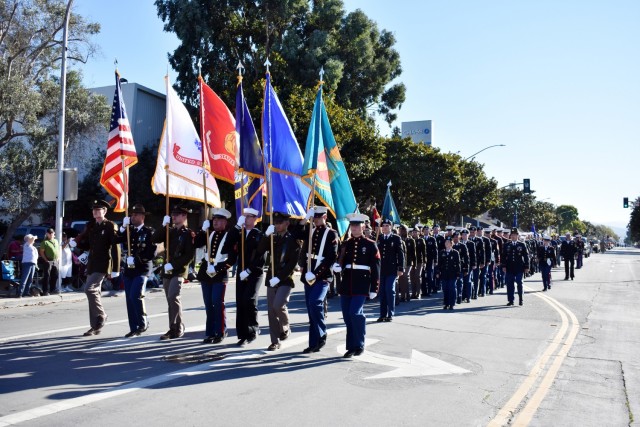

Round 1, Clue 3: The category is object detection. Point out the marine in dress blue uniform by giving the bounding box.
[501,227,530,306]
[116,204,157,337]
[295,206,338,353]
[376,219,405,321]
[334,213,381,358]
[194,208,239,344]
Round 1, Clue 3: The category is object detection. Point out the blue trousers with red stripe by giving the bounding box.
[201,281,226,337]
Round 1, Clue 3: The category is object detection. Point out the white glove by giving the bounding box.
[369,292,377,300]
[202,220,210,231]
[164,263,173,273]
[305,208,315,221]
[119,226,126,233]
[78,252,88,264]
[162,215,171,227]
[122,216,130,227]
[547,259,552,266]
[236,215,246,228]
[126,256,135,266]
[265,225,275,236]
[239,269,250,281]
[305,271,316,284]
[332,263,342,273]
[269,277,280,287]
[206,263,216,276]
[68,238,77,248]
[111,272,119,279]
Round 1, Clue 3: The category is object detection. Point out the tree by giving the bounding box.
[556,204,581,234]
[627,197,640,243]
[155,0,405,125]
[0,0,109,257]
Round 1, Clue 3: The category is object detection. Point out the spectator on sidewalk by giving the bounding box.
[17,234,38,298]
[59,232,74,292]
[39,228,59,295]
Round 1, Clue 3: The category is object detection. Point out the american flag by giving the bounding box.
[100,71,137,212]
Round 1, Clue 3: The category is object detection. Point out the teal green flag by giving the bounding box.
[302,85,357,236]
[382,181,401,225]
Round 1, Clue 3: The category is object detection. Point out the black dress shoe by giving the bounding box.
[343,350,355,358]
[83,328,98,336]
[354,348,364,356]
[246,335,257,344]
[212,332,228,344]
[385,317,393,322]
[448,306,454,310]
[376,317,385,322]
[303,346,319,354]
[124,331,138,338]
[237,339,247,347]
[279,330,291,340]
[137,324,149,334]
[160,330,173,340]
[202,336,215,344]
[564,278,569,281]
[443,305,448,310]
[318,335,327,349]
[267,342,280,351]
[507,301,514,306]
[519,300,523,306]
[571,277,574,281]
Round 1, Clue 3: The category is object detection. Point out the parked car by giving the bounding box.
[582,239,592,258]
[12,226,50,247]
[591,239,600,253]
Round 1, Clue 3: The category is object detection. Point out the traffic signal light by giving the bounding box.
[523,178,531,194]
[623,197,629,208]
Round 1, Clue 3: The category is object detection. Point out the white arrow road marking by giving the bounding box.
[337,338,470,379]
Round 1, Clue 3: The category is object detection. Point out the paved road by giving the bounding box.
[0,248,638,426]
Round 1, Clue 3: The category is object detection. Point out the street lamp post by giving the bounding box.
[463,144,506,161]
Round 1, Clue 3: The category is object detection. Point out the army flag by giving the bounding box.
[100,71,138,212]
[151,77,221,206]
[235,79,264,217]
[262,72,310,217]
[302,85,357,237]
[381,181,401,225]
[199,78,238,184]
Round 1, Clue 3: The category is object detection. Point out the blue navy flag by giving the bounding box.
[235,79,264,217]
[261,73,310,217]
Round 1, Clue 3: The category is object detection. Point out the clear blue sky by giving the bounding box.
[75,0,640,233]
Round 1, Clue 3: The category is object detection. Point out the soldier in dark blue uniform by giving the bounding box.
[252,212,301,351]
[484,228,500,294]
[501,228,530,306]
[479,227,492,296]
[117,204,157,337]
[294,206,338,354]
[436,236,461,310]
[397,225,415,302]
[235,208,267,346]
[376,219,405,322]
[154,205,195,340]
[560,233,577,280]
[469,226,485,299]
[422,225,438,296]
[452,231,470,305]
[460,228,477,303]
[195,208,239,344]
[492,228,506,288]
[538,235,556,291]
[333,213,380,358]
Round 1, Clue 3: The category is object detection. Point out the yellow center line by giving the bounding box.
[487,285,577,426]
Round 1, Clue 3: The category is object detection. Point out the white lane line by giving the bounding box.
[487,285,577,427]
[0,326,346,426]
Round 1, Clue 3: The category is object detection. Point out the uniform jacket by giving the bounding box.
[453,241,470,274]
[77,219,121,275]
[153,225,195,279]
[338,236,381,296]
[537,245,556,268]
[116,224,157,277]
[501,240,530,274]
[462,238,477,271]
[481,236,492,265]
[560,240,577,258]
[295,224,338,284]
[253,231,301,287]
[435,234,445,252]
[415,237,426,264]
[377,233,406,276]
[237,227,267,279]
[473,236,486,266]
[194,227,239,283]
[404,236,416,267]
[489,237,500,264]
[424,235,438,266]
[436,249,461,280]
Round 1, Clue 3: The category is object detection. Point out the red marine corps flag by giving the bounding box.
[100,71,138,212]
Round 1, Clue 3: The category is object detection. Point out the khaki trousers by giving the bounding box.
[266,285,291,344]
[163,276,184,334]
[84,272,107,329]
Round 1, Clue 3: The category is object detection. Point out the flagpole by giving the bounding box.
[197,62,211,263]
[164,72,171,263]
[122,156,132,265]
[237,63,246,272]
[264,61,275,274]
